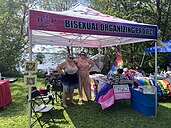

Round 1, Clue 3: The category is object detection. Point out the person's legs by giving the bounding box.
[62,92,68,108]
[78,81,83,102]
[69,85,76,104]
[82,74,91,101]
[62,85,68,108]
[83,82,91,101]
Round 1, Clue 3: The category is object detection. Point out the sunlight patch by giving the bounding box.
[63,110,76,128]
[160,103,171,108]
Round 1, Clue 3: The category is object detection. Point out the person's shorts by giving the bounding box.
[63,85,75,93]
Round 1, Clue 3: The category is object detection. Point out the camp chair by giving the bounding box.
[45,73,63,103]
[28,90,55,128]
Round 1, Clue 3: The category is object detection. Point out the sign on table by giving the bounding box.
[113,85,130,93]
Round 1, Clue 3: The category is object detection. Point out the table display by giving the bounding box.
[92,72,167,114]
[0,80,12,108]
[95,82,131,109]
[134,77,171,97]
[93,74,133,109]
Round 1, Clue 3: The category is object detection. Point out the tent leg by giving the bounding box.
[28,29,32,128]
[154,41,158,117]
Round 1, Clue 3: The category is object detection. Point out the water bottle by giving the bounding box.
[0,73,1,80]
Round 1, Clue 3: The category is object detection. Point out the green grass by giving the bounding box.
[0,78,171,128]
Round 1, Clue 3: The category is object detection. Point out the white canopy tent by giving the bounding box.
[28,4,158,127]
[30,4,157,48]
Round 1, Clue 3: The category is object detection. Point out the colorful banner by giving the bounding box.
[29,10,158,39]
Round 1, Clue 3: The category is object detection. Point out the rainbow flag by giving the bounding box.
[109,51,123,74]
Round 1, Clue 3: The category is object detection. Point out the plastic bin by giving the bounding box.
[131,88,155,106]
[131,99,155,116]
[130,88,156,116]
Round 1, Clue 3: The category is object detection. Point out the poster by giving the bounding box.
[24,75,37,87]
[24,61,37,74]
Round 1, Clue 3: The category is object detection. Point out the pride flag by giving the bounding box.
[109,51,123,74]
[95,83,114,109]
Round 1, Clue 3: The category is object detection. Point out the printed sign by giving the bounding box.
[24,61,37,74]
[138,86,156,94]
[24,75,37,87]
[113,85,130,93]
[29,10,157,39]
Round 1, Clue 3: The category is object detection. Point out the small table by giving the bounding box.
[0,80,12,108]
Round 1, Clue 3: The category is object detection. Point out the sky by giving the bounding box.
[77,0,90,5]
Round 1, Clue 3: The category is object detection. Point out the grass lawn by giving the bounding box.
[0,78,171,128]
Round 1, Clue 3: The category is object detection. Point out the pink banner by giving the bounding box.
[29,10,157,39]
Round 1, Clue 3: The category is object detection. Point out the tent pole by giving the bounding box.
[140,52,146,68]
[28,29,32,128]
[154,41,158,117]
[98,47,102,72]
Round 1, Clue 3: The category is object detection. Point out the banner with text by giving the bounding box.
[29,10,158,39]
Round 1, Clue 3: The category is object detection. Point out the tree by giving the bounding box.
[37,0,78,11]
[0,0,27,75]
[0,0,40,75]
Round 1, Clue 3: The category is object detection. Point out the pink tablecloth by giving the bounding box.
[0,80,12,108]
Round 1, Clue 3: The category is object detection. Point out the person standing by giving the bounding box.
[75,51,95,102]
[57,54,78,108]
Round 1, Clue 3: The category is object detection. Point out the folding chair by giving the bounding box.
[32,86,55,106]
[28,90,55,128]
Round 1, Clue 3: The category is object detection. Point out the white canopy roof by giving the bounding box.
[29,4,158,48]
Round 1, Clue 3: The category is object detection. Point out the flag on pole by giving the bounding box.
[108,50,123,74]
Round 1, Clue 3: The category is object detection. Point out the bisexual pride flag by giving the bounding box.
[95,83,114,109]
